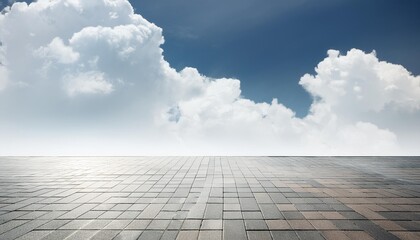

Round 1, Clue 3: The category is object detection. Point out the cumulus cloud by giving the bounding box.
[0,0,419,155]
[64,71,113,96]
[35,37,79,64]
[300,49,420,115]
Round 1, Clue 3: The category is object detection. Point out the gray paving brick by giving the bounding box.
[14,230,52,240]
[113,230,142,240]
[0,219,48,240]
[182,219,201,230]
[126,219,151,230]
[138,204,164,219]
[104,219,132,229]
[40,230,75,240]
[198,230,222,240]
[138,230,163,240]
[296,231,326,240]
[259,204,283,219]
[245,219,269,231]
[204,204,223,219]
[247,230,272,240]
[60,220,92,230]
[176,230,199,240]
[65,230,98,240]
[147,219,171,230]
[239,198,259,211]
[242,211,263,219]
[223,220,246,240]
[57,204,96,219]
[0,156,419,239]
[271,230,299,240]
[254,193,273,204]
[354,220,399,240]
[0,220,28,234]
[161,230,179,240]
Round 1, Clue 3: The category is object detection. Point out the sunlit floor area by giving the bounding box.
[0,157,419,240]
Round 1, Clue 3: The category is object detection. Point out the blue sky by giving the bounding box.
[0,0,419,155]
[132,0,420,116]
[1,0,419,116]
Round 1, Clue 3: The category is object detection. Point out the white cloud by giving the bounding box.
[64,71,113,96]
[35,37,79,64]
[300,49,420,115]
[0,0,419,155]
[0,61,7,90]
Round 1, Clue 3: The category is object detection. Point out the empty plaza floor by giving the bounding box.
[0,156,419,240]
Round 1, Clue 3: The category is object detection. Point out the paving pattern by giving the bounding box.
[0,156,419,240]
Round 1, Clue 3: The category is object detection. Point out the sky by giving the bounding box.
[135,0,420,117]
[0,0,419,155]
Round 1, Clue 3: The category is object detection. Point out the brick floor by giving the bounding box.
[0,156,419,239]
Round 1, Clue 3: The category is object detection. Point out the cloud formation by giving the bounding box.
[0,0,419,155]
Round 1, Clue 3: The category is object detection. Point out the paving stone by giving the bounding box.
[271,230,299,240]
[176,230,199,240]
[0,219,48,240]
[224,204,240,211]
[138,204,165,219]
[331,220,361,230]
[259,204,283,219]
[223,211,242,219]
[204,204,223,219]
[161,230,179,240]
[181,219,201,230]
[82,219,111,229]
[244,219,268,230]
[138,230,163,240]
[14,230,52,240]
[117,211,139,219]
[223,220,247,240]
[283,211,305,220]
[0,220,28,234]
[60,220,92,230]
[201,219,222,230]
[276,204,297,211]
[113,230,142,240]
[98,211,122,219]
[65,230,98,240]
[79,210,104,219]
[310,220,337,230]
[0,156,419,239]
[266,220,291,230]
[254,193,273,204]
[396,220,420,231]
[390,231,420,240]
[321,231,351,240]
[288,220,314,230]
[168,220,184,230]
[57,204,96,219]
[41,230,76,240]
[147,219,171,230]
[345,231,375,240]
[247,230,272,240]
[239,198,259,211]
[354,220,399,240]
[198,230,222,240]
[104,219,132,229]
[90,229,120,240]
[242,211,263,219]
[296,230,326,240]
[126,220,151,230]
[268,193,289,204]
